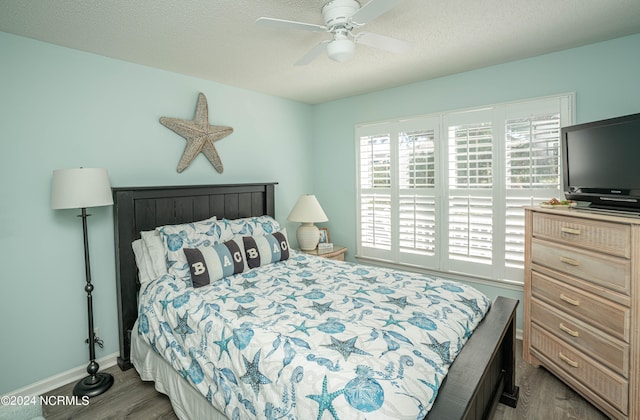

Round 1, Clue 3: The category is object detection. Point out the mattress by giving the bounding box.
[136,251,491,419]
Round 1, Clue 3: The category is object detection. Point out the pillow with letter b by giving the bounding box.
[183,237,247,288]
[157,216,233,280]
[243,229,290,269]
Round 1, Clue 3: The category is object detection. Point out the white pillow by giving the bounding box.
[132,238,155,286]
[140,230,167,278]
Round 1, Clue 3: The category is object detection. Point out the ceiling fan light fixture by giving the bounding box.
[257,0,407,65]
[327,38,355,62]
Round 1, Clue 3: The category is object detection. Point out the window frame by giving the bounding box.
[355,93,575,285]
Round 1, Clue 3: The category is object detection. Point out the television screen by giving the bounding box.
[562,112,640,211]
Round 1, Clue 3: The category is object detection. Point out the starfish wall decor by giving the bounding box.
[159,92,233,173]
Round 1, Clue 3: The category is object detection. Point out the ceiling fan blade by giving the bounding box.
[256,17,327,33]
[295,40,330,66]
[356,32,410,54]
[351,0,403,25]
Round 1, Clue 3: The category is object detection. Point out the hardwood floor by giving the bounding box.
[42,367,177,420]
[491,341,608,420]
[43,340,607,419]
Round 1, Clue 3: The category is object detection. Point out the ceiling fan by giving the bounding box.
[256,0,409,65]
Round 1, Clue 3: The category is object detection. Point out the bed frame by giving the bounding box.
[112,183,519,420]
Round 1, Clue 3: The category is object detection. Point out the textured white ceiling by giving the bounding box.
[1,0,640,104]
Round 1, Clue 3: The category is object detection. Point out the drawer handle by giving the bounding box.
[559,323,579,337]
[560,256,580,266]
[560,293,580,306]
[559,351,579,368]
[561,227,581,235]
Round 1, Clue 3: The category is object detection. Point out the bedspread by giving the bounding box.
[137,252,491,419]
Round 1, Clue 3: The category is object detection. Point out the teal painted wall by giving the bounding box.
[0,32,314,395]
[311,33,640,331]
[2,30,639,396]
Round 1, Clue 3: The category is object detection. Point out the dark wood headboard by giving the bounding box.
[113,183,277,369]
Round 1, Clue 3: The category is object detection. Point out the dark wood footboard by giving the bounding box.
[427,296,520,419]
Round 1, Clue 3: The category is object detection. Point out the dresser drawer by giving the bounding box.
[532,238,631,295]
[532,212,631,258]
[530,324,629,414]
[531,271,630,342]
[531,298,629,376]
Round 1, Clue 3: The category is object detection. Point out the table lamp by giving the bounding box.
[287,194,328,251]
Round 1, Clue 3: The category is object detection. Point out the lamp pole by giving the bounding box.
[73,208,114,397]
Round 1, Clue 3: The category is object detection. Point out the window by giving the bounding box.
[355,94,574,284]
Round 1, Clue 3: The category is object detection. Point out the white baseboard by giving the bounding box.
[2,352,119,398]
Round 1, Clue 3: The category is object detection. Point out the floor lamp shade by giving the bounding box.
[51,167,114,397]
[51,168,113,209]
[287,194,328,251]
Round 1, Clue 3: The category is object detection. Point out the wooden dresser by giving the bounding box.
[524,207,640,419]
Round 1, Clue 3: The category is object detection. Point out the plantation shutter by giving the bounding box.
[398,129,437,260]
[445,116,494,277]
[358,128,392,258]
[503,103,564,275]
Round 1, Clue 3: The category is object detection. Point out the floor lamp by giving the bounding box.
[51,167,115,397]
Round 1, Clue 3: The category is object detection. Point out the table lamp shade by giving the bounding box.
[51,168,113,210]
[287,195,328,223]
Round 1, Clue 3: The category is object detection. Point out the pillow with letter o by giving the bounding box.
[243,229,290,269]
[183,237,247,288]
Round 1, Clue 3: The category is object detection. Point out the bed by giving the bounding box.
[113,183,519,419]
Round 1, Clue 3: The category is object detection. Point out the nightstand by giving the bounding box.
[302,245,347,261]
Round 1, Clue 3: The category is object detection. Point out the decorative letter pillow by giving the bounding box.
[183,237,247,288]
[157,216,233,280]
[243,229,290,269]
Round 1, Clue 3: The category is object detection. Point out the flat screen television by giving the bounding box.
[562,112,640,213]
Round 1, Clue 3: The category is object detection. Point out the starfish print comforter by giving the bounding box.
[137,251,491,419]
